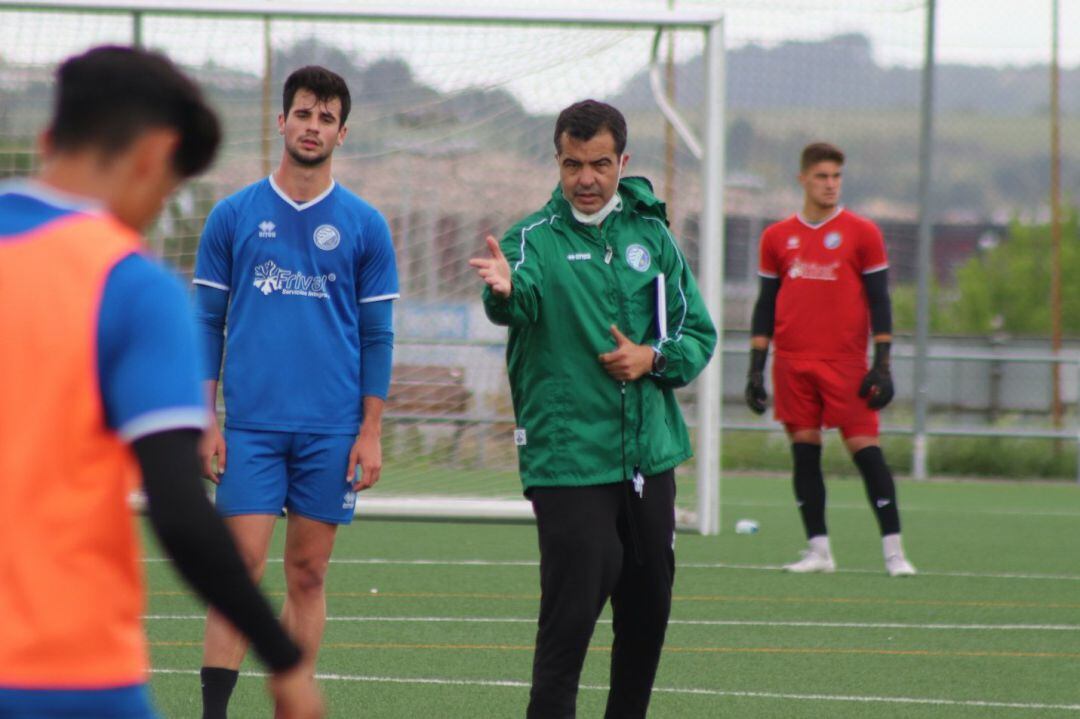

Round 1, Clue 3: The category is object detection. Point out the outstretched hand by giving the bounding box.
[598,325,653,382]
[468,235,512,298]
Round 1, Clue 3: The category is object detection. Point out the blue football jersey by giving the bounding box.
[193,176,399,434]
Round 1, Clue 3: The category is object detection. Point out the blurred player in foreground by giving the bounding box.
[746,141,916,577]
[193,65,398,718]
[0,46,322,718]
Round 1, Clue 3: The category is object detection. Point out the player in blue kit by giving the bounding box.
[193,66,399,718]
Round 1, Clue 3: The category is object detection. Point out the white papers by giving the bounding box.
[656,272,668,341]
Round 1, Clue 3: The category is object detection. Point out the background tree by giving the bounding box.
[894,211,1079,336]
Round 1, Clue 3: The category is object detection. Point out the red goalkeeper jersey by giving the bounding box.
[758,207,887,360]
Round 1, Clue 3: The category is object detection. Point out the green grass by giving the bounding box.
[145,475,1080,717]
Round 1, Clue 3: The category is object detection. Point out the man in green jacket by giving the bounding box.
[470,100,716,718]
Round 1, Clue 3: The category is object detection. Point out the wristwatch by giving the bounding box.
[651,347,667,374]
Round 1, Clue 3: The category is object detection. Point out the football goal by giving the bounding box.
[0,0,725,533]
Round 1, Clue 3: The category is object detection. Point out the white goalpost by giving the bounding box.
[0,0,725,534]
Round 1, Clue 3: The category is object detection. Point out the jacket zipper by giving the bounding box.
[601,222,636,484]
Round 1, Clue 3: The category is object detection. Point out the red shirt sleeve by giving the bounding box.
[857,220,888,274]
[759,227,781,278]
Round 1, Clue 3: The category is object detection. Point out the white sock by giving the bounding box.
[809,535,831,557]
[882,533,904,559]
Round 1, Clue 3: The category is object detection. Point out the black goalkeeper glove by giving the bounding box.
[745,347,768,415]
[859,341,895,410]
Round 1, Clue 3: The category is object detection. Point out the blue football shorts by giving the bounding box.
[0,684,157,718]
[215,429,357,525]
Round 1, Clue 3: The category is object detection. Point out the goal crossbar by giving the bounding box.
[0,0,723,30]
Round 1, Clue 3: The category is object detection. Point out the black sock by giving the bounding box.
[852,446,901,536]
[791,443,827,538]
[201,666,239,719]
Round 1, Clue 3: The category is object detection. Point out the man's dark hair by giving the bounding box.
[553,100,627,156]
[49,45,220,179]
[801,142,845,171]
[282,66,351,127]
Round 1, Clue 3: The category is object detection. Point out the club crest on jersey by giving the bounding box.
[313,224,341,251]
[625,244,651,272]
[786,236,800,249]
[258,220,276,239]
[824,232,842,250]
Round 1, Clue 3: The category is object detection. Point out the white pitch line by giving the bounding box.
[678,562,1080,581]
[142,614,1080,632]
[149,668,1080,712]
[727,499,1080,518]
[141,557,536,566]
[141,556,1080,581]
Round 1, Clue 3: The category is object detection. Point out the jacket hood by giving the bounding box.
[547,176,669,225]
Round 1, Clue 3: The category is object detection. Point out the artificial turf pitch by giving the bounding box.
[145,474,1080,717]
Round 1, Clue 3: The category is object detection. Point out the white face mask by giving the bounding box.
[568,158,625,226]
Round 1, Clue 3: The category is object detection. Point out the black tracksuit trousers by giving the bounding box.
[526,470,676,719]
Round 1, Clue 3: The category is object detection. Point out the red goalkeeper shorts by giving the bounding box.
[772,355,879,438]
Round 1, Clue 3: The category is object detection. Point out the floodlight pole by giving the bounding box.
[261,15,272,178]
[696,18,724,535]
[912,0,937,480]
[1050,0,1063,430]
[663,0,677,223]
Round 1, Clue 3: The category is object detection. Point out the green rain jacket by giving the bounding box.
[483,177,717,490]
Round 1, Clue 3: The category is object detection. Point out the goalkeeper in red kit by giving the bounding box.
[746,142,915,577]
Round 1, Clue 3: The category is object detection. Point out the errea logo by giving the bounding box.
[567,252,592,261]
[258,220,276,239]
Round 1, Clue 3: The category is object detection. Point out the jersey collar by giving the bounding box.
[795,206,844,230]
[0,179,104,215]
[268,174,336,211]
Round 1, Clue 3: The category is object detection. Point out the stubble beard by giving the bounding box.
[286,142,332,168]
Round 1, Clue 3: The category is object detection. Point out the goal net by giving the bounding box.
[0,1,725,532]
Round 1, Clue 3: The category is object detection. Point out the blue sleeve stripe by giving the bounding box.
[118,406,208,442]
[193,278,230,291]
[359,292,400,304]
